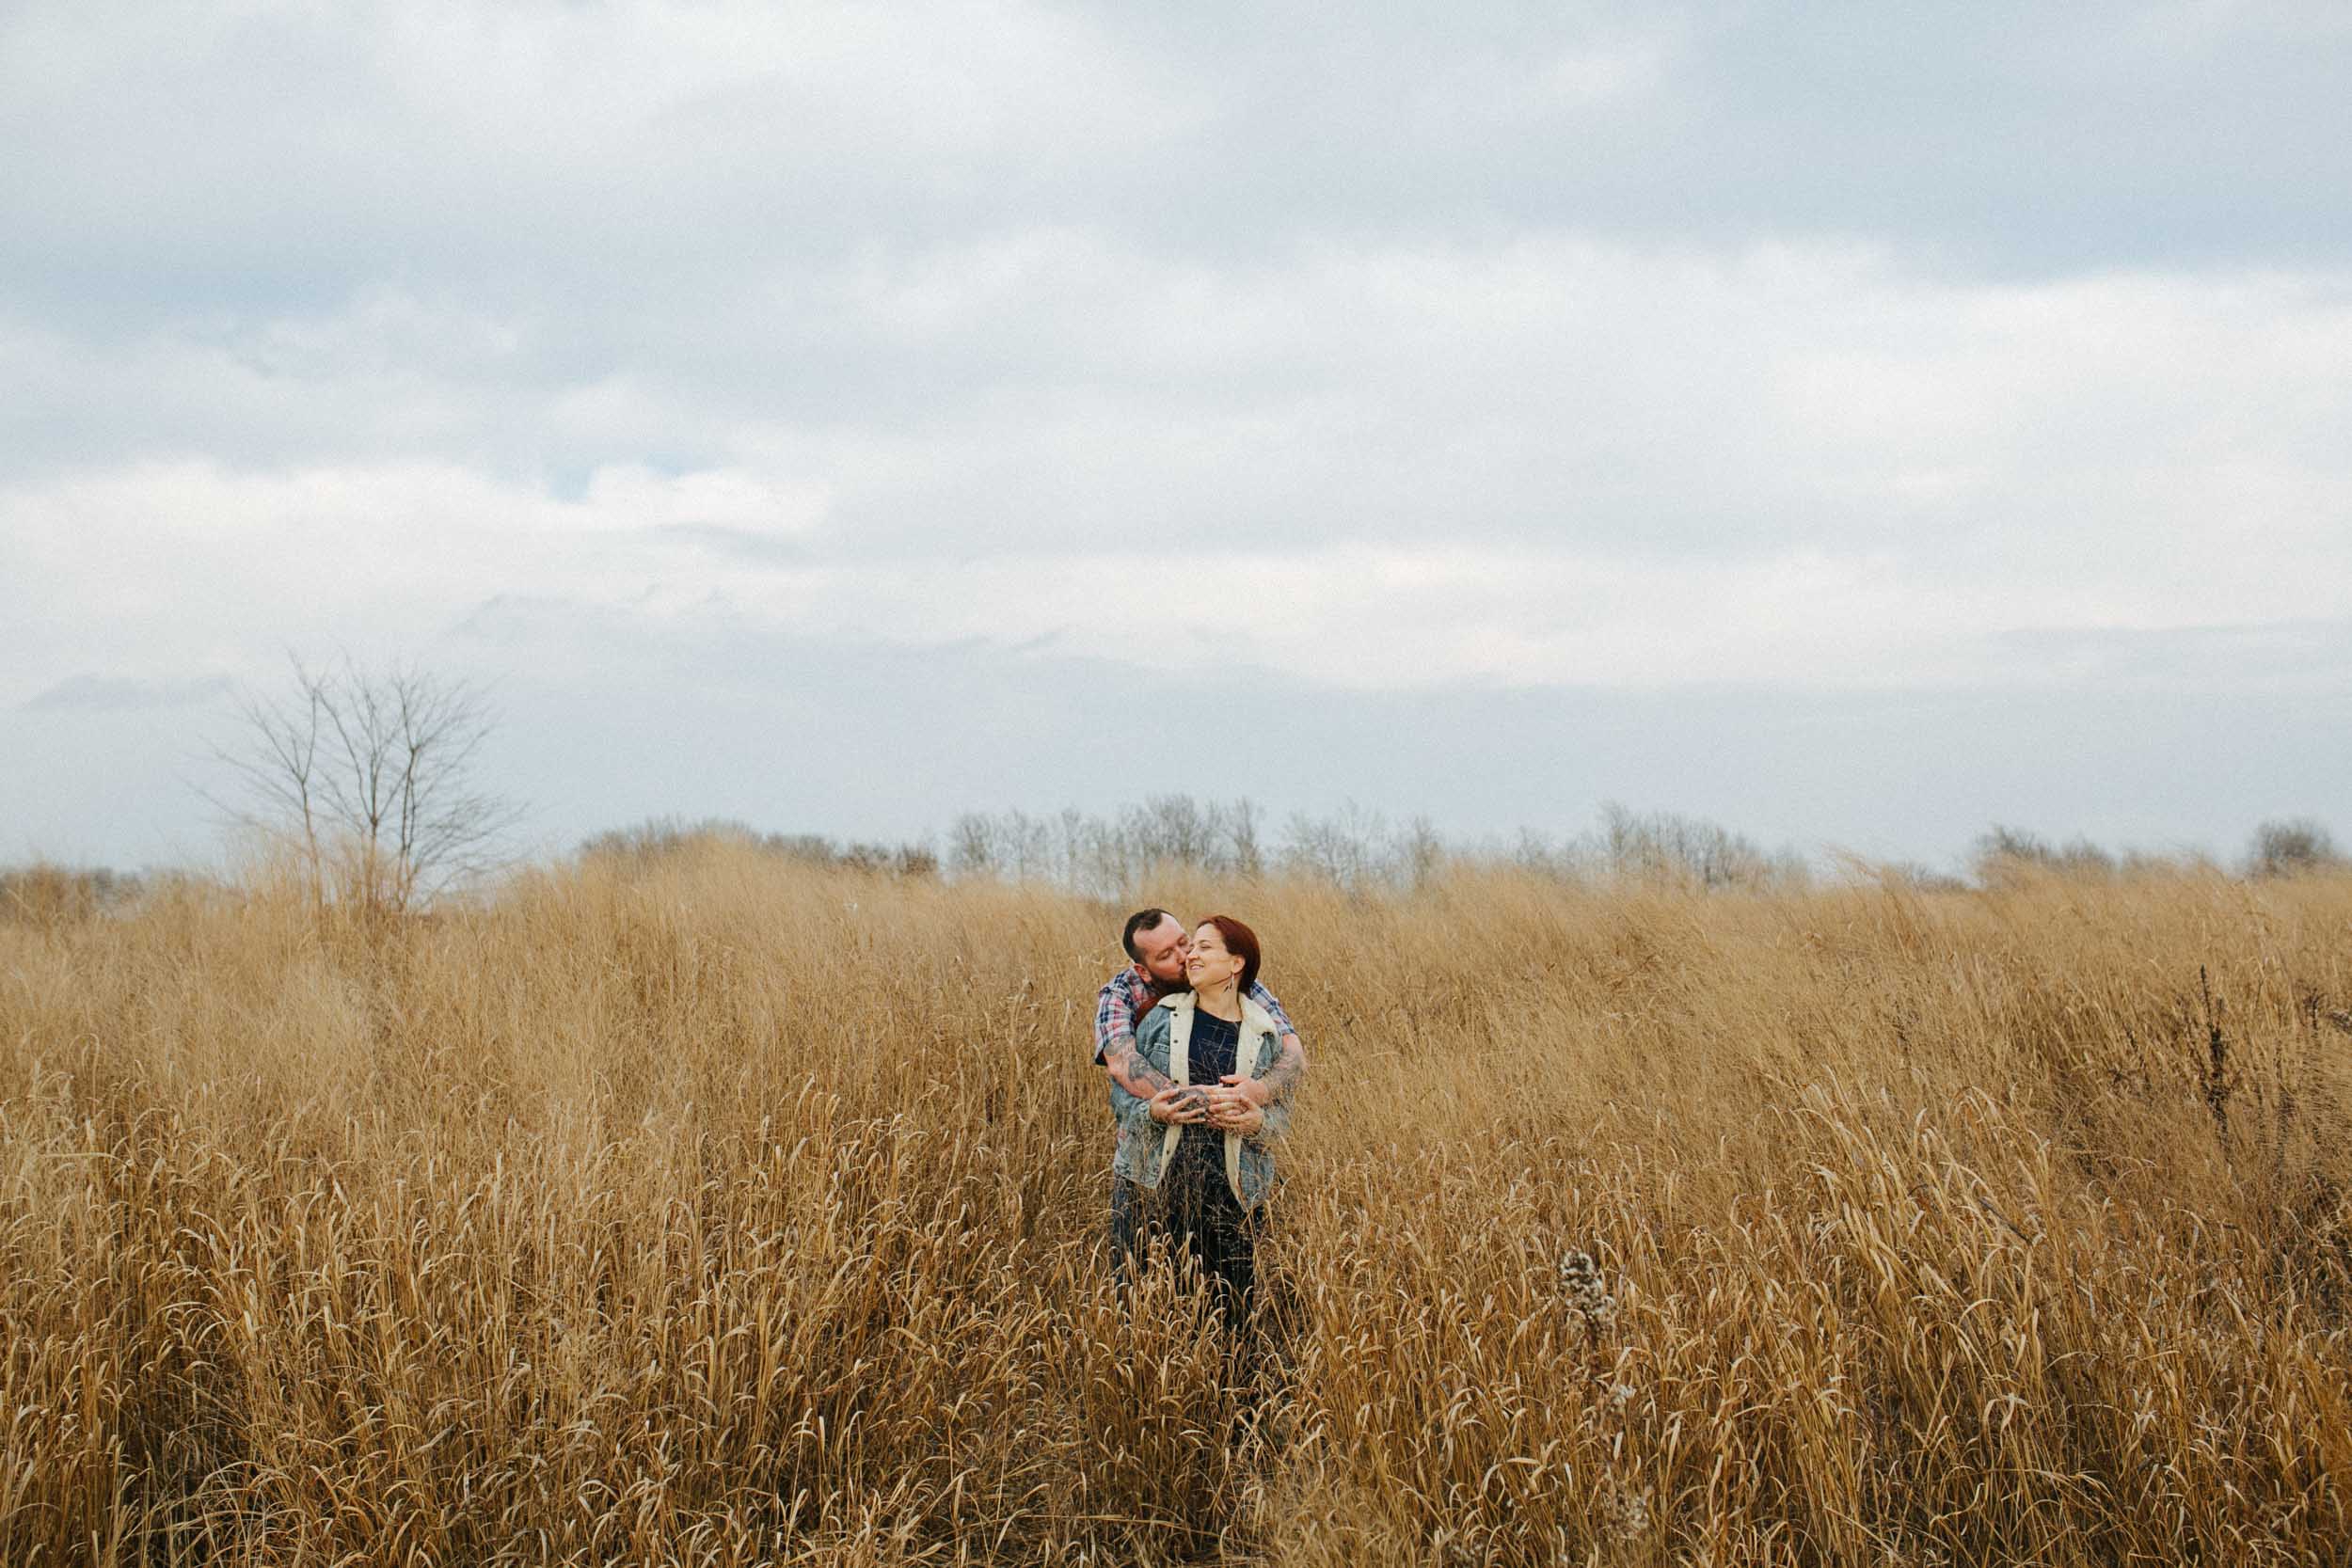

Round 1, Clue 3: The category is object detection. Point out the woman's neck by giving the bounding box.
[1195,979,1243,1021]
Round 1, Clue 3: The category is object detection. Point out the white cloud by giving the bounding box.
[8,379,2346,704]
[8,238,2352,700]
[0,459,829,701]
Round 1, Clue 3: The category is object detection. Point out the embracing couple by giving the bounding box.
[1091,907,1306,1328]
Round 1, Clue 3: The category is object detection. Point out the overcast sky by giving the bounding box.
[6,0,2349,873]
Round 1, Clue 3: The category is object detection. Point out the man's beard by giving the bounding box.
[1157,972,1193,993]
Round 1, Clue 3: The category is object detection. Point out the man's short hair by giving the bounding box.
[1120,907,1179,960]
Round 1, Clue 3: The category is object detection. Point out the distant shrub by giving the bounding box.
[2247,817,2341,879]
[1970,827,2231,887]
[0,863,139,927]
[1971,824,2122,886]
[837,840,941,879]
[580,817,765,864]
[579,817,937,878]
[1864,859,1970,895]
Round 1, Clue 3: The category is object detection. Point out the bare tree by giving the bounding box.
[946,813,998,879]
[214,655,521,915]
[1597,801,1804,892]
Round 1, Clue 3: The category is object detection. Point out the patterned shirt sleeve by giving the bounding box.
[1247,980,1300,1042]
[1093,970,1140,1066]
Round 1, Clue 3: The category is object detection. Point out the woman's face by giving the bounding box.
[1185,923,1244,989]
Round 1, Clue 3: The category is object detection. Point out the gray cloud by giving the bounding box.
[8,1,2347,342]
[24,673,233,712]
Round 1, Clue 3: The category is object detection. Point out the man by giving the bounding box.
[1096,907,1305,1262]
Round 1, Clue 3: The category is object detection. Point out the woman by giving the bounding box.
[1110,914,1291,1326]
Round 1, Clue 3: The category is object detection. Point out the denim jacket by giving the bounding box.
[1111,991,1290,1211]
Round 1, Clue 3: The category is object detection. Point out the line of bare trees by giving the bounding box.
[19,650,2338,920]
[935,797,1801,895]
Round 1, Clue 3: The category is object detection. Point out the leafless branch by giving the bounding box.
[211,653,522,915]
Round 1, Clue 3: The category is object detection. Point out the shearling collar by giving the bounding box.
[1155,988,1278,1040]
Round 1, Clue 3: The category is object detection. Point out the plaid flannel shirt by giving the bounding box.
[1092,963,1297,1066]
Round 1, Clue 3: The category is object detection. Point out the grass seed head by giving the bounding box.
[1557,1248,1618,1335]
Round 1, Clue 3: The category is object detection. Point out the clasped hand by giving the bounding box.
[1146,1074,1265,1134]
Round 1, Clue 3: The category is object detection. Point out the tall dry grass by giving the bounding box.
[6,849,2352,1564]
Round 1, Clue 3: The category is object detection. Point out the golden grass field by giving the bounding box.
[7,850,2352,1565]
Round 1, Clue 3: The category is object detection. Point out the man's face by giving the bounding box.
[1132,915,1191,986]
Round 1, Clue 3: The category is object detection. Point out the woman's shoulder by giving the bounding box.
[1239,994,1279,1039]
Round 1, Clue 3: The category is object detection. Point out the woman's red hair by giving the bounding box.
[1196,914,1261,994]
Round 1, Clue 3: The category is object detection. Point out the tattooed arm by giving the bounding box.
[1103,1031,1182,1101]
[1228,981,1307,1108]
[1254,1034,1305,1102]
[1094,971,1183,1101]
